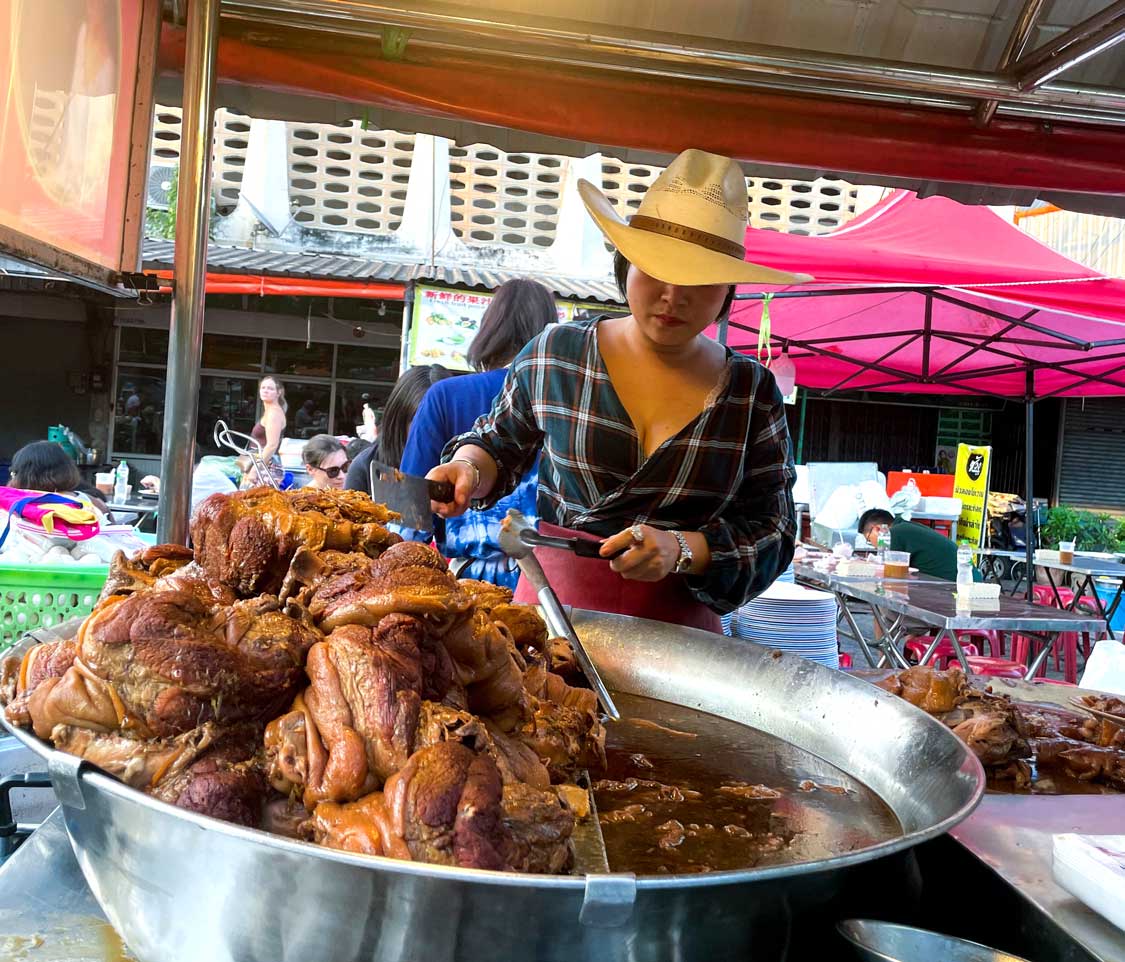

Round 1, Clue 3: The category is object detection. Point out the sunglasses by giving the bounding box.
[312,461,351,479]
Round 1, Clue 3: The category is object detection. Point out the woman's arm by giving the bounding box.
[598,382,795,610]
[426,443,499,517]
[686,390,797,612]
[260,409,285,462]
[427,346,544,517]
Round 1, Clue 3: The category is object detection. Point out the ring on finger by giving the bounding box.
[630,524,645,544]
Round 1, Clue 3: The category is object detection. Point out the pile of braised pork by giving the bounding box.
[0,488,605,874]
[876,666,1125,791]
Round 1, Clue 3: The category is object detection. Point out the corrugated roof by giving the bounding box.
[141,239,622,304]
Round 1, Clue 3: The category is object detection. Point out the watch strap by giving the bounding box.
[671,530,692,574]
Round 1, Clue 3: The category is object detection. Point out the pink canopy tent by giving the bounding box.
[723,191,1125,400]
[721,191,1125,594]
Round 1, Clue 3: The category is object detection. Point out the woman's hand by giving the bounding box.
[426,461,476,518]
[599,524,681,582]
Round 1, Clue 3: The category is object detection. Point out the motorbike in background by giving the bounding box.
[985,499,1043,585]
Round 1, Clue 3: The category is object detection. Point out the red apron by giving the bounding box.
[512,522,722,633]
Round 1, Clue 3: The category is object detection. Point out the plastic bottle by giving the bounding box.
[114,460,129,503]
[875,527,890,562]
[956,544,974,594]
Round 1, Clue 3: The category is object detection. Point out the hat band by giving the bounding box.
[629,214,745,261]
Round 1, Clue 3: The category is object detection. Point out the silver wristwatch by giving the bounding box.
[671,530,693,574]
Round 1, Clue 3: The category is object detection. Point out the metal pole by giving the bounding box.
[157,0,221,545]
[1024,367,1035,601]
[1014,0,1125,89]
[975,0,1044,125]
[795,388,807,464]
[715,314,729,346]
[399,281,416,374]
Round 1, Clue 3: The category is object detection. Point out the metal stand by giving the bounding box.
[213,420,279,490]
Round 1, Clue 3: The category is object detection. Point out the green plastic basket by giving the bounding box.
[0,563,108,652]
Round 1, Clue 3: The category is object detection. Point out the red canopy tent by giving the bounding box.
[724,191,1125,400]
[721,191,1125,592]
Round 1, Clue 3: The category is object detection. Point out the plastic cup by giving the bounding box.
[95,472,114,496]
[1059,541,1075,565]
[884,550,911,580]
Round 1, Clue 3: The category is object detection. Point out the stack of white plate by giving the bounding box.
[722,580,839,668]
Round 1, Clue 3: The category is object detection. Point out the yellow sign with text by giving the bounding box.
[953,444,992,548]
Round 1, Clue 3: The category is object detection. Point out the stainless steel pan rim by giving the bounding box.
[1,606,985,887]
[2,717,983,887]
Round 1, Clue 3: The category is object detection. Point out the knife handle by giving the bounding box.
[427,479,455,504]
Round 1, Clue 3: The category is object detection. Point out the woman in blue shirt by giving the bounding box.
[400,278,556,587]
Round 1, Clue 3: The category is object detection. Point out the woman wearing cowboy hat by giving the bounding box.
[426,149,806,631]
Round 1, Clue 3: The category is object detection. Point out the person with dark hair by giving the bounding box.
[345,365,458,492]
[302,434,348,490]
[9,441,109,515]
[857,508,972,582]
[465,278,559,372]
[428,149,802,630]
[400,279,556,587]
[344,436,371,463]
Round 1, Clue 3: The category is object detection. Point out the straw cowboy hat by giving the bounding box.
[578,148,812,287]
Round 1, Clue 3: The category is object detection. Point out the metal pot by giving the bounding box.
[838,919,1034,962]
[4,611,984,962]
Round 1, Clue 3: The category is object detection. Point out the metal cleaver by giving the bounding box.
[368,459,454,529]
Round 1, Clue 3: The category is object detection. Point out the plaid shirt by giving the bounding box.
[445,319,796,613]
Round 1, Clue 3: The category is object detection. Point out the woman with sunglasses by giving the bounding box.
[302,434,349,490]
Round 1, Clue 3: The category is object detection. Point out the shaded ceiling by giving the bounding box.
[158,0,1125,214]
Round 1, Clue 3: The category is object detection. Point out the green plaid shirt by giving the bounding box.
[444,319,796,613]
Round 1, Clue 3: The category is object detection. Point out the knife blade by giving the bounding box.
[368,459,453,529]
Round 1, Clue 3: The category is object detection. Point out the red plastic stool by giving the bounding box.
[903,636,979,669]
[955,629,1004,658]
[1033,584,1076,608]
[1074,598,1105,652]
[961,656,1026,678]
[838,652,853,669]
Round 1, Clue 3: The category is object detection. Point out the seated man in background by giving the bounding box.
[858,508,979,582]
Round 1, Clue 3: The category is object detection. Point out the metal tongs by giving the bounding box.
[1071,697,1125,731]
[516,526,626,560]
[213,420,279,489]
[498,509,620,721]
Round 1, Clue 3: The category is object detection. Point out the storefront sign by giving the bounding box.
[953,443,992,547]
[407,284,619,370]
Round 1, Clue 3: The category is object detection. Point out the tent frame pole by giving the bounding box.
[157,0,221,545]
[728,285,1125,395]
[1025,367,1036,602]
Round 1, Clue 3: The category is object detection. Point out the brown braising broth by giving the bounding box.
[594,693,903,875]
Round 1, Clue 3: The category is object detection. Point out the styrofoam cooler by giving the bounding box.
[918,496,962,516]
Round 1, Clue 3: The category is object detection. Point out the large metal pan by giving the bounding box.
[3,611,984,962]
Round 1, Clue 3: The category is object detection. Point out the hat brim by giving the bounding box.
[578,179,813,288]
